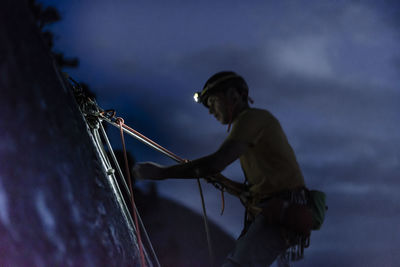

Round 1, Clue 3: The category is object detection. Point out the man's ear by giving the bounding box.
[226,87,242,104]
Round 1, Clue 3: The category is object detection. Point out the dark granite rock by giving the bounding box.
[0,1,151,266]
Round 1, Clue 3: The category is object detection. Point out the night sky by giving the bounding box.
[39,0,399,266]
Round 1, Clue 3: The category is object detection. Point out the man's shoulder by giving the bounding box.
[238,108,277,123]
[245,107,273,115]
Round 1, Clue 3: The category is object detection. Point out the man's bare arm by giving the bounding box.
[134,139,249,180]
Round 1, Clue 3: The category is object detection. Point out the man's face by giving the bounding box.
[207,93,229,124]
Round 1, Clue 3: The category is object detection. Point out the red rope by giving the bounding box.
[116,117,146,267]
[220,190,225,216]
[227,101,234,133]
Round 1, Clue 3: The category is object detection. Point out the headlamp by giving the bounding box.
[193,92,201,103]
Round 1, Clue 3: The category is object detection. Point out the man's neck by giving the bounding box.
[232,103,249,121]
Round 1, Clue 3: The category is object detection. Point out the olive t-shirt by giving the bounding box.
[225,108,304,202]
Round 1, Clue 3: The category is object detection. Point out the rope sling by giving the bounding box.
[66,75,247,267]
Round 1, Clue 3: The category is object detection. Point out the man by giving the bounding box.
[134,71,311,266]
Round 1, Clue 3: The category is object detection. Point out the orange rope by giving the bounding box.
[220,189,225,216]
[116,117,146,267]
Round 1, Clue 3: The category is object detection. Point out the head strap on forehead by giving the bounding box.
[193,72,249,107]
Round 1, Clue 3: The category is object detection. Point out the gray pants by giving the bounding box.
[222,214,288,267]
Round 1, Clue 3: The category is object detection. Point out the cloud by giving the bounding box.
[268,36,334,78]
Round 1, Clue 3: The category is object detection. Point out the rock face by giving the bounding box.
[0,1,153,266]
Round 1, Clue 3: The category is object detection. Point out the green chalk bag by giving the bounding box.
[308,190,327,230]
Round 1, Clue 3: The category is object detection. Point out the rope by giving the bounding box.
[197,178,214,267]
[91,125,155,265]
[116,117,146,267]
[220,189,225,216]
[98,122,161,267]
[102,114,216,266]
[66,74,250,267]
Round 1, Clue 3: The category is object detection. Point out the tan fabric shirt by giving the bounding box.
[225,108,305,202]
